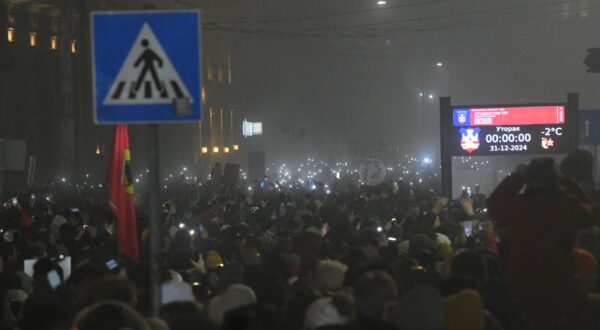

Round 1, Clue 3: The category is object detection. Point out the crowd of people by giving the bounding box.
[0,150,599,330]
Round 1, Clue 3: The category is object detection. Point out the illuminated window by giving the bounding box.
[217,67,224,82]
[7,27,14,43]
[50,36,58,50]
[70,39,77,54]
[207,65,213,80]
[207,56,213,80]
[227,52,232,84]
[29,32,37,47]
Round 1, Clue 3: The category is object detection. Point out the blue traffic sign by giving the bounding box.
[579,110,600,145]
[92,10,202,124]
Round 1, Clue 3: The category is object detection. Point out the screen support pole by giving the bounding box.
[440,97,452,198]
[567,93,579,152]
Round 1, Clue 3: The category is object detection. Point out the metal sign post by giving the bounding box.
[0,139,4,203]
[147,125,161,316]
[91,10,202,316]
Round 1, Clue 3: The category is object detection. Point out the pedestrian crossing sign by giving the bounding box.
[92,10,202,124]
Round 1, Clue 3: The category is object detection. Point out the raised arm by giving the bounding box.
[486,173,526,226]
[562,178,598,229]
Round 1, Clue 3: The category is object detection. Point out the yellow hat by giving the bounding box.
[438,243,453,256]
[206,250,224,269]
[141,228,150,242]
[443,289,484,330]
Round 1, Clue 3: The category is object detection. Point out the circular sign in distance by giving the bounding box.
[359,159,387,186]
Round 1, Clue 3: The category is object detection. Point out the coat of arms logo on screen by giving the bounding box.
[458,113,467,124]
[459,128,481,153]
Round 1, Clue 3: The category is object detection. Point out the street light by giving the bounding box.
[436,62,443,67]
[232,144,239,151]
[428,94,434,99]
[377,0,387,5]
[223,147,230,153]
[212,146,219,153]
[201,146,208,154]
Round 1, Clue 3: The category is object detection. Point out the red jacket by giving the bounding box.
[488,173,596,286]
[487,173,596,328]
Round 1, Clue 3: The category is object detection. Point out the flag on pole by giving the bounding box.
[107,124,139,262]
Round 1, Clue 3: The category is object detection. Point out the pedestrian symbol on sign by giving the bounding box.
[103,23,193,105]
[134,39,163,93]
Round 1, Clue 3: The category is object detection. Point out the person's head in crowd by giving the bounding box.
[32,256,64,292]
[172,229,192,250]
[576,226,600,259]
[71,300,149,330]
[67,209,81,225]
[216,260,244,294]
[81,276,137,308]
[441,275,482,297]
[416,189,437,215]
[58,263,105,312]
[208,284,257,326]
[304,293,355,330]
[392,255,420,292]
[313,259,348,293]
[3,289,28,319]
[145,317,170,330]
[160,301,208,330]
[451,251,485,285]
[18,303,71,330]
[482,253,503,282]
[240,236,263,267]
[126,262,151,292]
[353,270,398,322]
[561,149,594,183]
[573,248,598,291]
[525,157,561,193]
[442,289,485,330]
[281,253,301,284]
[205,249,225,269]
[161,280,195,305]
[407,233,437,264]
[358,229,379,248]
[169,233,195,271]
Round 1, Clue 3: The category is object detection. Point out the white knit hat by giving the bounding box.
[161,280,195,305]
[304,297,347,330]
[314,259,348,291]
[208,284,257,326]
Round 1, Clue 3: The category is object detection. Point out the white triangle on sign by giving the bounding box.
[103,23,194,105]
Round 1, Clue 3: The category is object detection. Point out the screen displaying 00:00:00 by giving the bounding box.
[450,105,566,156]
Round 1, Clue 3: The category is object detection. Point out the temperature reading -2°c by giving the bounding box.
[542,127,563,136]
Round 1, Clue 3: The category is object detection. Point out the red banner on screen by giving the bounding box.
[470,106,565,126]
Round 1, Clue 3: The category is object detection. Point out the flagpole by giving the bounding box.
[148,124,162,316]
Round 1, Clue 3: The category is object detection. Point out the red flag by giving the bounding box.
[107,124,139,262]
